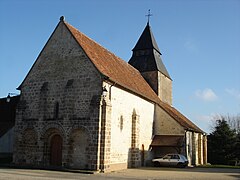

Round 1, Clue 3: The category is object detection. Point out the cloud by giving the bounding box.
[184,39,198,53]
[195,88,218,102]
[195,113,221,133]
[225,88,240,100]
[196,114,212,122]
[196,113,221,122]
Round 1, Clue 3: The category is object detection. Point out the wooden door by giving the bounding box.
[141,144,145,166]
[50,134,62,166]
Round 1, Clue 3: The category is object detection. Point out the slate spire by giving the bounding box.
[132,22,161,55]
[129,23,171,79]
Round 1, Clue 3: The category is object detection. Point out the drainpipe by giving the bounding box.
[99,97,107,172]
[109,82,116,101]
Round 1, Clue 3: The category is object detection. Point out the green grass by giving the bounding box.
[197,164,240,169]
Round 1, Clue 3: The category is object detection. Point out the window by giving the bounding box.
[41,82,48,92]
[163,155,171,159]
[66,79,74,88]
[120,115,123,131]
[54,102,59,119]
[172,155,180,159]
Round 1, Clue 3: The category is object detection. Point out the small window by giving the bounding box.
[66,79,74,87]
[54,102,59,119]
[120,115,123,131]
[41,82,48,92]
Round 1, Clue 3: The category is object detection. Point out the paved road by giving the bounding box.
[0,167,239,180]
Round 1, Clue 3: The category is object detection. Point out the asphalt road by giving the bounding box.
[0,167,239,180]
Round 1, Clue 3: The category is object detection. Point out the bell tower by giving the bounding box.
[128,22,172,105]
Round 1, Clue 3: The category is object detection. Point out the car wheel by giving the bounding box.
[153,162,160,167]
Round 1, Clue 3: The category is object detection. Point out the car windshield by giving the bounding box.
[163,155,171,159]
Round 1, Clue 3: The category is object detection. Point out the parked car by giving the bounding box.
[152,154,188,168]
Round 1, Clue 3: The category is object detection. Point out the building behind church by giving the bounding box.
[11,16,207,172]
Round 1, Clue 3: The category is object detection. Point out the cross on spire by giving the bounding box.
[145,9,153,24]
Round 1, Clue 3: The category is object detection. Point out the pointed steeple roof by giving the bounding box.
[17,16,203,133]
[132,22,161,55]
[129,23,171,79]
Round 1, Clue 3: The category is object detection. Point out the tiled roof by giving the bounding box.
[151,135,184,147]
[64,20,203,134]
[65,22,159,103]
[158,101,204,133]
[129,23,171,79]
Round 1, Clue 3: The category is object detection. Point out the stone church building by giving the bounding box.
[13,16,207,172]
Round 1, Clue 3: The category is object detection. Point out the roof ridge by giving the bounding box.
[64,21,160,102]
[64,22,138,72]
[64,20,203,134]
[64,22,103,51]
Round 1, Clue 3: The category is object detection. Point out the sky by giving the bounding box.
[0,0,239,133]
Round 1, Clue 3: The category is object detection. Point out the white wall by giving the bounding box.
[107,84,155,168]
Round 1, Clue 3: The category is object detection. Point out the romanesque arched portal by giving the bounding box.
[50,134,63,166]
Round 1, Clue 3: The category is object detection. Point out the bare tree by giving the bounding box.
[225,114,240,133]
[211,114,240,134]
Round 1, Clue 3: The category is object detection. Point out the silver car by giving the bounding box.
[152,154,188,167]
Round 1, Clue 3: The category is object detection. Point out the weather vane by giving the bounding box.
[145,9,153,24]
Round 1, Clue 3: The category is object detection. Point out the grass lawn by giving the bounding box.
[198,164,240,169]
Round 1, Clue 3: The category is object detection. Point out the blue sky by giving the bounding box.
[0,0,239,133]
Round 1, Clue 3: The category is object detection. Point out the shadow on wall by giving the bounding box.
[127,147,154,168]
[0,153,12,164]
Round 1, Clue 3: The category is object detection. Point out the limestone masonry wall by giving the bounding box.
[158,72,172,105]
[154,105,185,135]
[14,22,103,170]
[107,85,154,170]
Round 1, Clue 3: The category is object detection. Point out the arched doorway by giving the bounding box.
[50,134,62,166]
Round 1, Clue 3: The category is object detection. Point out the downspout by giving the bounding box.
[109,82,116,101]
[99,97,106,172]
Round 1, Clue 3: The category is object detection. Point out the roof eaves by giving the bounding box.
[105,77,156,105]
[157,101,204,133]
[64,21,160,105]
[154,53,171,79]
[63,20,203,134]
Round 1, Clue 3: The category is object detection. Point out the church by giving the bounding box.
[12,16,207,172]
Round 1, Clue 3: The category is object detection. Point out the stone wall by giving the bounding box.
[185,131,193,165]
[141,71,172,105]
[13,22,103,170]
[185,131,207,166]
[104,84,155,171]
[154,105,185,135]
[158,72,172,105]
[154,105,207,166]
